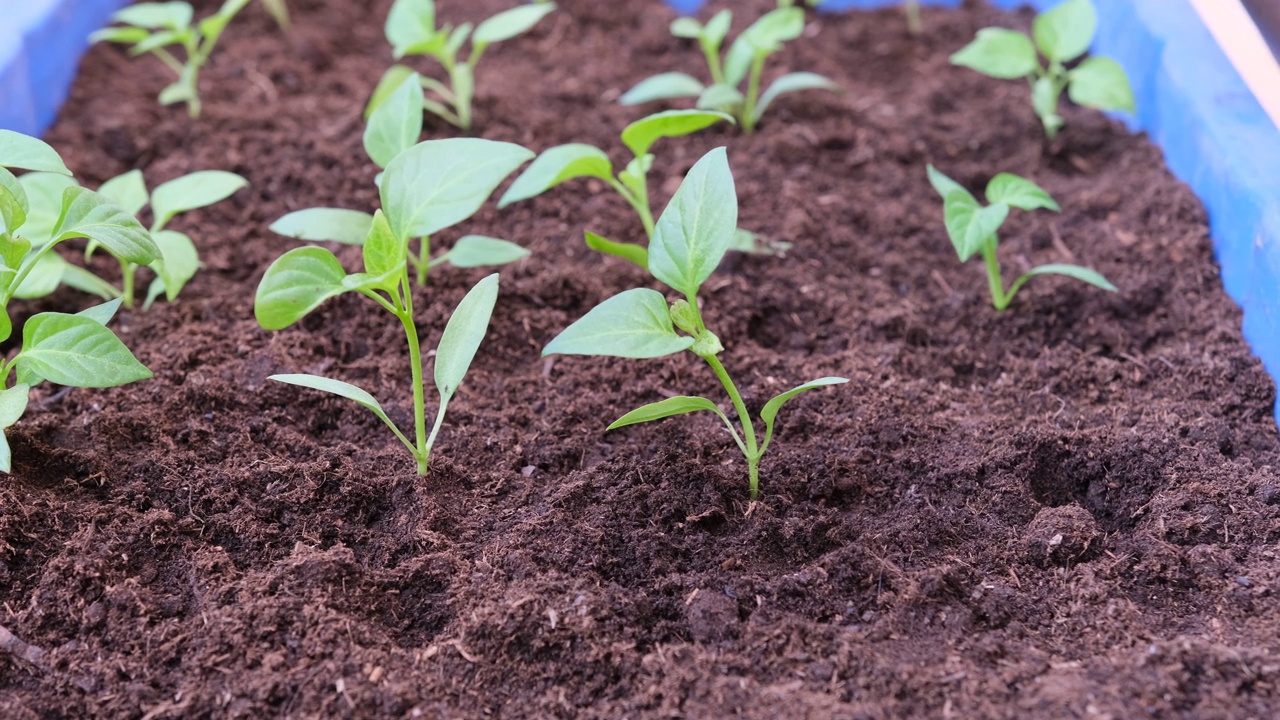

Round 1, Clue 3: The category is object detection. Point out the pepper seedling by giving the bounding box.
[271,138,532,286]
[255,139,531,474]
[366,0,556,132]
[949,0,1134,138]
[543,148,847,499]
[620,7,838,133]
[0,132,158,473]
[926,164,1115,310]
[91,0,252,118]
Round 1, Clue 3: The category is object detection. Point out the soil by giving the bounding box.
[3,0,1279,717]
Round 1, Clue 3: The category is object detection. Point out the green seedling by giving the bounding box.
[926,164,1115,310]
[261,0,290,29]
[620,6,838,133]
[0,132,158,472]
[255,139,528,474]
[366,0,556,132]
[949,0,1134,138]
[91,0,252,118]
[543,148,847,499]
[271,138,532,287]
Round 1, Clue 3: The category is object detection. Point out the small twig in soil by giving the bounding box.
[34,385,74,411]
[0,623,49,671]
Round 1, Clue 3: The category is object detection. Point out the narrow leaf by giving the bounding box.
[1022,263,1116,291]
[619,73,706,106]
[607,396,722,430]
[648,147,738,298]
[271,208,374,245]
[498,144,612,207]
[444,236,529,268]
[254,246,348,330]
[760,377,848,449]
[696,83,745,112]
[473,3,555,44]
[620,110,732,158]
[584,231,648,269]
[0,131,72,175]
[543,288,693,359]
[434,273,499,400]
[269,374,388,416]
[112,2,194,30]
[753,72,839,123]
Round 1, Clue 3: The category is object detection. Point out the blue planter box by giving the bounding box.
[3,0,1279,417]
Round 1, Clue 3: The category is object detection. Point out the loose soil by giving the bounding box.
[3,0,1279,717]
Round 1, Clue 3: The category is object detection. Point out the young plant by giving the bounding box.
[270,138,532,287]
[543,148,847,499]
[926,164,1115,310]
[620,6,838,133]
[0,132,158,472]
[91,0,252,118]
[255,139,528,474]
[261,0,290,30]
[366,0,557,132]
[949,0,1134,138]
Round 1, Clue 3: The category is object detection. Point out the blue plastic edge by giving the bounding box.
[0,0,132,136]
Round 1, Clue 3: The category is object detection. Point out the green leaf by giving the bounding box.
[445,22,473,57]
[1021,263,1116,291]
[268,374,408,446]
[15,313,151,388]
[702,10,732,47]
[434,273,499,400]
[584,231,648,269]
[271,208,374,245]
[0,169,28,233]
[51,187,159,265]
[949,28,1038,79]
[620,109,733,161]
[380,138,534,240]
[150,171,247,230]
[985,173,1059,211]
[147,229,199,303]
[759,377,848,450]
[619,73,706,106]
[0,235,31,296]
[473,3,555,44]
[129,28,187,55]
[738,7,804,53]
[543,288,693,359]
[925,165,974,204]
[13,253,67,299]
[62,264,121,302]
[90,26,152,44]
[942,195,1008,262]
[1031,76,1065,137]
[158,78,195,106]
[670,17,703,39]
[0,384,30,474]
[98,170,149,217]
[1033,0,1096,63]
[364,72,424,169]
[76,298,124,326]
[0,131,72,175]
[1068,56,1135,113]
[753,72,839,123]
[696,83,745,113]
[607,396,723,430]
[648,147,738,298]
[365,65,419,120]
[498,144,612,207]
[385,0,437,55]
[254,246,348,330]
[16,172,76,245]
[443,236,529,268]
[112,2,194,30]
[360,210,405,280]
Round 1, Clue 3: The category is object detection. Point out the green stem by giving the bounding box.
[703,353,761,499]
[152,48,185,75]
[121,261,136,309]
[396,276,429,475]
[742,53,766,133]
[702,41,725,85]
[608,178,655,240]
[422,399,449,469]
[981,237,1010,311]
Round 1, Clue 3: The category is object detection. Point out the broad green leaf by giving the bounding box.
[150,171,247,230]
[13,253,67,299]
[89,27,151,44]
[254,246,348,330]
[1021,263,1116,291]
[148,229,199,303]
[696,83,745,112]
[926,165,974,204]
[112,2,194,30]
[15,313,151,388]
[98,170,149,217]
[1068,56,1135,113]
[607,396,722,430]
[364,72,424,169]
[386,0,437,55]
[398,28,450,58]
[76,298,124,326]
[670,17,703,39]
[444,236,529,268]
[703,10,732,46]
[620,109,733,159]
[543,288,693,359]
[0,384,30,474]
[648,147,738,298]
[0,235,31,289]
[365,65,418,120]
[17,172,76,245]
[473,3,555,44]
[361,210,404,280]
[1031,75,1065,137]
[760,377,848,449]
[0,169,28,233]
[380,138,534,240]
[1033,0,1096,63]
[498,144,612,207]
[985,173,1059,211]
[942,195,1008,262]
[619,73,706,106]
[51,187,159,264]
[584,231,648,269]
[739,7,803,53]
[434,273,499,400]
[753,72,839,123]
[0,131,71,175]
[950,28,1038,79]
[271,208,374,245]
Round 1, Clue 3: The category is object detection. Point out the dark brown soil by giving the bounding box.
[3,0,1279,717]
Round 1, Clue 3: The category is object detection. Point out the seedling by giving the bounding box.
[543,148,847,499]
[926,164,1115,310]
[949,0,1134,138]
[261,0,290,29]
[91,0,252,118]
[0,132,158,473]
[366,0,556,132]
[255,139,532,474]
[271,138,532,286]
[620,6,838,133]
